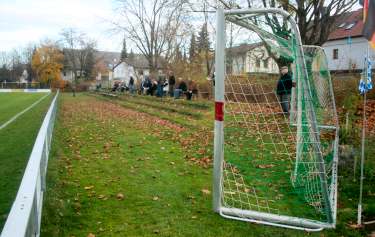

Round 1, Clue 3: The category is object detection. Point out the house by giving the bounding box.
[62,50,164,86]
[112,61,136,84]
[19,69,28,83]
[125,54,165,76]
[322,8,375,72]
[227,43,279,75]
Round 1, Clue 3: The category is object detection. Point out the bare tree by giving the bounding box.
[114,0,189,74]
[199,0,356,68]
[216,0,357,46]
[60,28,96,96]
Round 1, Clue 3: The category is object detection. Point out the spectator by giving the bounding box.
[112,81,120,92]
[156,76,164,97]
[179,79,187,92]
[149,79,157,96]
[142,76,151,95]
[120,82,127,92]
[163,79,169,96]
[168,71,176,97]
[276,66,294,114]
[129,76,135,94]
[186,80,194,100]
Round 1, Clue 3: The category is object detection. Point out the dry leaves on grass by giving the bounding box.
[256,164,275,169]
[116,193,125,200]
[201,189,211,195]
[84,185,94,190]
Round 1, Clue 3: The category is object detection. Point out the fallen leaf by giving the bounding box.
[201,189,211,195]
[116,193,125,200]
[256,164,275,169]
[84,186,94,190]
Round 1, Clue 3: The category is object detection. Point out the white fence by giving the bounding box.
[0,82,49,89]
[1,91,59,237]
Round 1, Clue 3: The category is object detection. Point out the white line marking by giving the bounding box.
[0,93,50,130]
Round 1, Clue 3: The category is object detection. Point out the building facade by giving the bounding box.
[228,43,279,75]
[322,8,375,71]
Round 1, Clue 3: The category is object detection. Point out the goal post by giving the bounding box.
[213,8,339,231]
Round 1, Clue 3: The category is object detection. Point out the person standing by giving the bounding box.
[128,76,135,94]
[156,76,164,97]
[276,66,294,114]
[179,79,187,99]
[186,80,194,100]
[168,71,176,97]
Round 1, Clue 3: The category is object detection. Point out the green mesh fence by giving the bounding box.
[220,11,339,229]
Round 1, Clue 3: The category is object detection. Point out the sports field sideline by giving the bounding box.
[0,92,53,228]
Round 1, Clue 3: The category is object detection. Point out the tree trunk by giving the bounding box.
[73,71,77,97]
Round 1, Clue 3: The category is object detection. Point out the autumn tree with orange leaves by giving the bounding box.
[32,44,64,87]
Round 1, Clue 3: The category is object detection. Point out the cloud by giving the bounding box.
[0,0,121,52]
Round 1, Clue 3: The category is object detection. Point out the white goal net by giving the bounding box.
[213,8,339,231]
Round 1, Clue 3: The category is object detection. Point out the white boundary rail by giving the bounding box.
[1,91,59,237]
[0,89,51,93]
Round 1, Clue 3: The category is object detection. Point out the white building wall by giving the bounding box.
[231,56,246,74]
[246,46,279,74]
[113,62,136,84]
[62,71,74,81]
[230,46,279,75]
[323,37,375,71]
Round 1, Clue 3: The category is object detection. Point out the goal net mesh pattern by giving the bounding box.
[220,11,338,227]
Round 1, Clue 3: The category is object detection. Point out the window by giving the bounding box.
[333,49,338,60]
[345,22,356,30]
[263,59,269,69]
[338,22,346,28]
[256,58,261,68]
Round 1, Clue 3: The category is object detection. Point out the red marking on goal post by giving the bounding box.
[215,101,224,121]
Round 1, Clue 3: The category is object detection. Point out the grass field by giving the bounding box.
[0,92,53,228]
[0,92,49,125]
[40,93,374,236]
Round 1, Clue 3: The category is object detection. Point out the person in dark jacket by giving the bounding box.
[149,79,157,96]
[168,71,176,97]
[128,76,135,94]
[179,80,187,93]
[276,66,294,114]
[156,76,164,97]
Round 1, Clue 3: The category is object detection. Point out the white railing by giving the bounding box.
[0,82,49,89]
[1,91,59,237]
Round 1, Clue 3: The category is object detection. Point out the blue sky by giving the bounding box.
[0,0,123,52]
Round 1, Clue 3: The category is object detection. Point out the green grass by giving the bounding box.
[0,93,53,228]
[0,92,48,124]
[41,93,373,236]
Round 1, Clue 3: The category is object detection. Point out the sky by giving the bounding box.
[0,0,362,54]
[0,0,123,52]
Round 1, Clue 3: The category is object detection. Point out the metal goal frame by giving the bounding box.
[213,8,338,231]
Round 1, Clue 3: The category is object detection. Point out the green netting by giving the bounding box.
[220,11,338,228]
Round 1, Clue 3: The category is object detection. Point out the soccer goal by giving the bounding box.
[213,8,339,231]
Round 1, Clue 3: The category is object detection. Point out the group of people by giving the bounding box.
[111,76,136,94]
[107,66,293,110]
[109,71,198,100]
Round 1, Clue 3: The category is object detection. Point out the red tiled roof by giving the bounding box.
[327,9,364,41]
